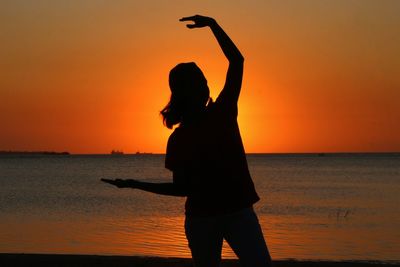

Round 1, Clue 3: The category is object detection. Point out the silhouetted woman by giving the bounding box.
[102,15,272,267]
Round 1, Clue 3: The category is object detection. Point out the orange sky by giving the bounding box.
[1,1,399,154]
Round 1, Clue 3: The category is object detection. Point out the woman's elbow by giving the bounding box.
[231,54,244,63]
[229,56,244,67]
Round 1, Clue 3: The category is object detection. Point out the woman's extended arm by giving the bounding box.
[180,15,244,105]
[101,177,187,197]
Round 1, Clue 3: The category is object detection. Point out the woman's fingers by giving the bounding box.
[179,15,197,22]
[180,16,197,28]
[186,24,197,29]
[101,178,124,187]
[179,15,214,29]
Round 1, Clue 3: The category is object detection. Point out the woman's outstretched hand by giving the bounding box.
[101,178,138,188]
[180,15,215,28]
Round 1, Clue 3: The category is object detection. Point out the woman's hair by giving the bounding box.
[161,62,209,129]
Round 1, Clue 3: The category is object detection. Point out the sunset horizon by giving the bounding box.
[2,150,400,155]
[1,1,399,155]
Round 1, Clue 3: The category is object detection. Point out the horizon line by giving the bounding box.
[1,151,400,156]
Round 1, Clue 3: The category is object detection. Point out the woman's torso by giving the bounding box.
[165,102,259,217]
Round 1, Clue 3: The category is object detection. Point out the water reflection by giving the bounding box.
[0,155,399,261]
[2,210,399,261]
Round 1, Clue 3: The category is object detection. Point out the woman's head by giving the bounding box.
[161,62,210,129]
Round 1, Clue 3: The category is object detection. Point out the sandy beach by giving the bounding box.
[1,254,399,267]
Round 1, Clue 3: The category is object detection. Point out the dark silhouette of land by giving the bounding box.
[0,151,70,155]
[1,254,398,267]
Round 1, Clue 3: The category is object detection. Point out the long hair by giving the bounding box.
[161,62,209,129]
[160,93,184,129]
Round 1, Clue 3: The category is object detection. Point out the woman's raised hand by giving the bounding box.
[179,15,215,28]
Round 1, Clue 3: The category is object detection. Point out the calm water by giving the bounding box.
[0,154,399,262]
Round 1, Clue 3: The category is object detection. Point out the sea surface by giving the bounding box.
[0,154,399,262]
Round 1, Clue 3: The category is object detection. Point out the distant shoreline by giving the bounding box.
[0,254,398,267]
[0,151,70,155]
[1,151,399,157]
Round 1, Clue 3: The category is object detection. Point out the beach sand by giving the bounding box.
[1,254,399,267]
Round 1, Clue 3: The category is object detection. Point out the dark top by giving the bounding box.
[165,100,260,217]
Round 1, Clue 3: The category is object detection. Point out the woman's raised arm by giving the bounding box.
[180,15,244,107]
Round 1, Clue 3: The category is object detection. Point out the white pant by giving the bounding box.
[185,207,272,267]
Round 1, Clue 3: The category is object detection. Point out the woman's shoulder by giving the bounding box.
[206,98,238,122]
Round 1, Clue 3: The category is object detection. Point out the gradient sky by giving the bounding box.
[1,0,399,154]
